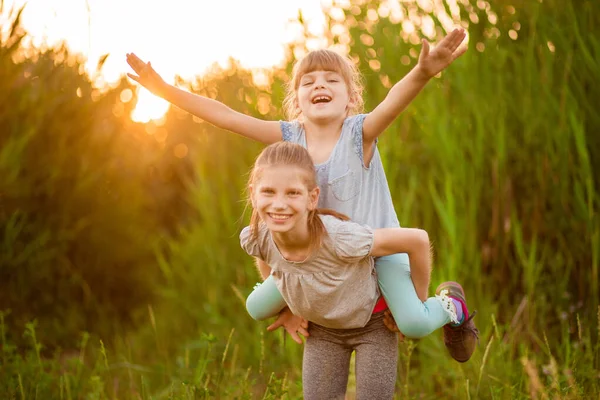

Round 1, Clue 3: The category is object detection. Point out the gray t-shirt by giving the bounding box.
[240,214,380,329]
[280,114,400,229]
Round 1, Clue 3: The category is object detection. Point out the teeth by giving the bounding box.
[312,95,331,104]
[269,213,290,220]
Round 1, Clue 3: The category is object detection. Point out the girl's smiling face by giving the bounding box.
[296,70,352,124]
[251,165,319,236]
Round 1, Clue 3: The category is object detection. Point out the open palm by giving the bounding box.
[418,28,467,78]
[126,53,165,94]
[267,307,309,344]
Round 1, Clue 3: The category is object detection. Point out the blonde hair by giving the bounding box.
[283,49,364,121]
[248,142,349,253]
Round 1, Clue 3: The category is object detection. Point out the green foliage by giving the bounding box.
[321,0,599,339]
[1,309,599,398]
[1,0,599,398]
[0,7,160,346]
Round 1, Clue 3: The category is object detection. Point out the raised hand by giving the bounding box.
[267,307,310,344]
[417,28,467,79]
[126,53,166,94]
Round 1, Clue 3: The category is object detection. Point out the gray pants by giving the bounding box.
[302,312,398,400]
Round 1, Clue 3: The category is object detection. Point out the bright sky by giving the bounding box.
[3,0,328,121]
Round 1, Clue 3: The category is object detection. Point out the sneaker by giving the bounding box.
[436,281,479,363]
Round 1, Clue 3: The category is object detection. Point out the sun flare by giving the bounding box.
[131,88,170,123]
[3,0,326,123]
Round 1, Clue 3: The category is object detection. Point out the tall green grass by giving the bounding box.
[0,5,163,347]
[1,0,599,398]
[339,0,599,332]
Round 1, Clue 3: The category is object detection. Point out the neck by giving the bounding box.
[303,116,345,142]
[270,219,313,261]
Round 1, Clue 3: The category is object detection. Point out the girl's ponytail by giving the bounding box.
[306,208,350,253]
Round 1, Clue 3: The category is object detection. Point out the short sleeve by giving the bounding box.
[240,226,264,259]
[332,219,374,261]
[280,120,298,142]
[345,114,371,163]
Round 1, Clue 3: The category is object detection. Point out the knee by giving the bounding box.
[395,318,434,339]
[246,291,269,321]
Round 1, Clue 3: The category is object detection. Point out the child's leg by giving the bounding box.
[302,324,352,400]
[376,253,456,338]
[245,275,287,320]
[354,312,398,399]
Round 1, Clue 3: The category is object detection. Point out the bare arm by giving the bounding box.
[254,257,272,280]
[362,67,430,142]
[126,53,281,144]
[362,29,467,143]
[371,228,432,300]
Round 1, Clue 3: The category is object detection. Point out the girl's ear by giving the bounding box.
[308,187,320,210]
[347,93,357,110]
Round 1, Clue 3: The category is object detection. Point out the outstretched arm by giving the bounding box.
[126,53,281,144]
[362,28,467,143]
[371,227,432,300]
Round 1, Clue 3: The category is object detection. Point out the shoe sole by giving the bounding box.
[436,281,466,302]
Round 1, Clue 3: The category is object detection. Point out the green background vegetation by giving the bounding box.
[1,0,598,398]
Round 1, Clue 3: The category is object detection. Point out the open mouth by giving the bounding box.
[311,95,331,104]
[268,213,291,221]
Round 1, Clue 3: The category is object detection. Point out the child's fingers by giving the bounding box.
[127,54,147,73]
[267,320,283,331]
[448,29,466,51]
[437,29,456,49]
[288,330,303,344]
[438,28,462,52]
[383,320,399,332]
[126,57,136,69]
[127,52,143,65]
[383,311,400,332]
[126,60,144,74]
[126,73,140,83]
[126,53,138,66]
[298,326,310,338]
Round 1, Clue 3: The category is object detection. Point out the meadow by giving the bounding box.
[0,0,598,398]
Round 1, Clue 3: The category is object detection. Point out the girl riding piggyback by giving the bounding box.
[126,28,478,361]
[241,141,433,398]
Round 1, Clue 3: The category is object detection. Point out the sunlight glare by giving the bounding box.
[131,88,170,123]
[3,0,327,122]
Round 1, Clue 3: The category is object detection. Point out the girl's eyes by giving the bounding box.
[260,189,301,196]
[301,79,339,86]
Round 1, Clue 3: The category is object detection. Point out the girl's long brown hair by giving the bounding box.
[248,142,349,253]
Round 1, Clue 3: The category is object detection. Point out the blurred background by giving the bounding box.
[0,0,598,398]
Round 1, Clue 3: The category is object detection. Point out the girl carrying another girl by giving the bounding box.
[126,26,478,374]
[241,141,471,398]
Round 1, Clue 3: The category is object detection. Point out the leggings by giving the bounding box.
[246,253,453,338]
[303,312,398,400]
